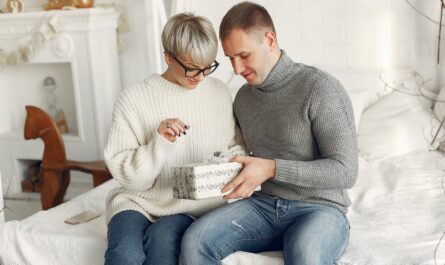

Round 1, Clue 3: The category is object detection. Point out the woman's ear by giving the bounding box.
[164,52,173,65]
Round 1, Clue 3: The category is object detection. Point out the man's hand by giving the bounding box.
[222,156,276,200]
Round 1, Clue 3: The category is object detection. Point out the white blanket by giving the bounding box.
[1,150,445,265]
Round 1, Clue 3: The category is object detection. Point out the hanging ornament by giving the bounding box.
[0,15,62,69]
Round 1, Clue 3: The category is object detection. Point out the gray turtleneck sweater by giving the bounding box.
[233,50,358,213]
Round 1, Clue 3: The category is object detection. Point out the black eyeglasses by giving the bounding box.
[172,56,219,78]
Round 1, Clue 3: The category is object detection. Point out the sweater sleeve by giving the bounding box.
[216,78,246,157]
[228,124,246,156]
[104,90,176,191]
[273,78,359,189]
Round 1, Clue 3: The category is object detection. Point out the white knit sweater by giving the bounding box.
[104,74,243,223]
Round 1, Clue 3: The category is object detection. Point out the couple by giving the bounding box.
[104,2,358,265]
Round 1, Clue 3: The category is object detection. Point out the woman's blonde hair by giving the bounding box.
[162,13,217,66]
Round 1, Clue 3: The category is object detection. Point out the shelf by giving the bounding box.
[0,62,79,138]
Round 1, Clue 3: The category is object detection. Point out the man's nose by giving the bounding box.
[232,58,244,75]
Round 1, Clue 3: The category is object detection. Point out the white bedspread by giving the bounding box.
[1,150,445,265]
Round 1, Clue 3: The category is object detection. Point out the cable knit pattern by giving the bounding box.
[105,74,243,223]
[234,50,358,213]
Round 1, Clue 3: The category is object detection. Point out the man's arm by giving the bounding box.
[223,77,358,199]
[274,78,358,190]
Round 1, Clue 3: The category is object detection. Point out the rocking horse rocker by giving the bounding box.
[24,105,112,210]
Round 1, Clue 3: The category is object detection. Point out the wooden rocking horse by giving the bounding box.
[24,105,112,210]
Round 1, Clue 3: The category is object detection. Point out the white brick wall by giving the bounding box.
[190,0,415,70]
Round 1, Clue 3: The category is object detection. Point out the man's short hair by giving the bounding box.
[219,1,276,40]
[162,13,217,65]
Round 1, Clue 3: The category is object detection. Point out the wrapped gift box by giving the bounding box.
[172,162,244,200]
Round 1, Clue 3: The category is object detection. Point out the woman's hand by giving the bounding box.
[157,118,189,142]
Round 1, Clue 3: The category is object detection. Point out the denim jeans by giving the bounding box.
[105,210,194,265]
[181,193,350,265]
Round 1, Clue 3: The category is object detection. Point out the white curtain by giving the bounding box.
[144,0,195,74]
[170,0,194,16]
[144,0,167,74]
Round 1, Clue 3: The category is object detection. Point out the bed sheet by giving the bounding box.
[2,149,445,265]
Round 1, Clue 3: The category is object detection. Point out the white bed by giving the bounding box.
[2,72,445,265]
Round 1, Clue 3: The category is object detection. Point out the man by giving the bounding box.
[181,2,358,265]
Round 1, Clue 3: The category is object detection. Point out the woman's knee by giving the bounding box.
[105,240,145,265]
[105,211,150,265]
[145,214,194,245]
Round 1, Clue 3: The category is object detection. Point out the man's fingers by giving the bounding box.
[222,173,244,193]
[229,155,248,164]
[223,183,244,199]
[223,182,253,200]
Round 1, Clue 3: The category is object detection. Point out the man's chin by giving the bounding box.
[245,79,261,86]
[244,76,257,85]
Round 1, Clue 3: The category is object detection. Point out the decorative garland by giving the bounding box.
[0,4,129,72]
[0,14,61,71]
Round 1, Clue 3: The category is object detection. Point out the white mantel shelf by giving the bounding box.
[0,7,118,33]
[0,7,122,194]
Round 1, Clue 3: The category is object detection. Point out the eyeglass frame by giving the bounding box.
[172,55,219,78]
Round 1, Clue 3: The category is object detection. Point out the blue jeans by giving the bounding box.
[105,210,194,265]
[181,193,350,265]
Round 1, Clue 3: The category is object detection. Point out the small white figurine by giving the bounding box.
[6,0,24,13]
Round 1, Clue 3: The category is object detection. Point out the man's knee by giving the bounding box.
[284,210,349,265]
[181,220,212,253]
[181,215,226,265]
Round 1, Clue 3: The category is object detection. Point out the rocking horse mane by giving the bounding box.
[24,105,67,164]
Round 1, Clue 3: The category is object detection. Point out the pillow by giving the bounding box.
[319,67,417,130]
[317,67,388,108]
[345,89,371,130]
[358,90,438,161]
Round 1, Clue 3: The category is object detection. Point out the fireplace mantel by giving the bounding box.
[0,7,122,194]
[0,7,118,33]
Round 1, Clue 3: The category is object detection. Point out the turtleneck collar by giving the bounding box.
[255,50,294,92]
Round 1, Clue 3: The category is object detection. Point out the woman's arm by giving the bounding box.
[104,92,176,191]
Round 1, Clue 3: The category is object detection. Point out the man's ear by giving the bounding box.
[264,31,277,49]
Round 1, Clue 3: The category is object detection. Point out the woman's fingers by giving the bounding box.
[159,118,190,141]
[167,119,188,136]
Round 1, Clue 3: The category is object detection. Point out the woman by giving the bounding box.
[103,13,243,265]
